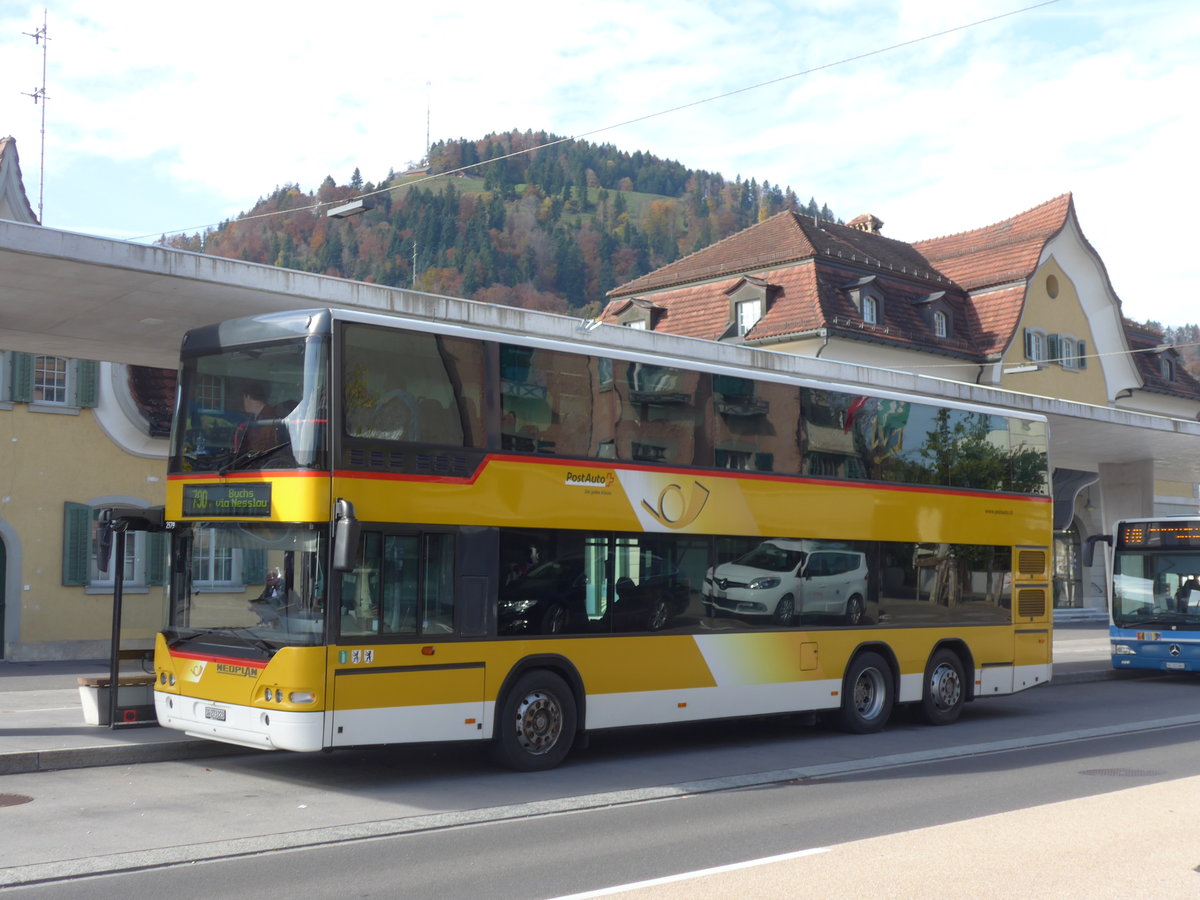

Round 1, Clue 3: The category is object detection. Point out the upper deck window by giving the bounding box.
[172,336,328,474]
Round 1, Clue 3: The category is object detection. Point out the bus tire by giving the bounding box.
[491,670,576,771]
[917,648,965,726]
[836,651,893,733]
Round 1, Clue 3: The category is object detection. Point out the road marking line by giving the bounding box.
[546,847,832,899]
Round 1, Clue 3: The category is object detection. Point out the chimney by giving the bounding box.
[848,214,884,235]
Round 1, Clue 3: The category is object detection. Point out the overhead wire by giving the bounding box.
[131,0,1063,241]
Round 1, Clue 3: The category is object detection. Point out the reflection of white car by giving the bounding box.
[703,539,869,625]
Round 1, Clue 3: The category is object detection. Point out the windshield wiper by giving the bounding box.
[218,442,290,475]
[202,627,279,657]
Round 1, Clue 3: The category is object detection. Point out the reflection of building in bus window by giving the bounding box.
[913,543,967,607]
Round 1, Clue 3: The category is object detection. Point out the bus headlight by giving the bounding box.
[289,691,317,704]
[1112,643,1136,655]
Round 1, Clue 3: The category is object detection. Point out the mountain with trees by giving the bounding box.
[160,129,840,316]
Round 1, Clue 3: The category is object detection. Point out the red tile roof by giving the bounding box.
[912,195,1072,291]
[610,211,949,298]
[603,196,1090,366]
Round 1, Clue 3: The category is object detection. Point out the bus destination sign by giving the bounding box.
[1116,521,1200,550]
[182,483,272,518]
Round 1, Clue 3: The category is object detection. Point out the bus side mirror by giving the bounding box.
[333,498,360,573]
[1082,533,1111,568]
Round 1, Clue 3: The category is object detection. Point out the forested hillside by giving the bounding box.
[160,130,839,316]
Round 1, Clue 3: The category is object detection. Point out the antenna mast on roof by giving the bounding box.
[21,8,49,224]
[425,80,431,166]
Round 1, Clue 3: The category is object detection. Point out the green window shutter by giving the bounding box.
[1046,334,1060,363]
[10,352,34,403]
[146,507,166,585]
[1078,340,1088,369]
[1023,329,1033,360]
[76,360,100,408]
[242,548,267,585]
[63,501,92,586]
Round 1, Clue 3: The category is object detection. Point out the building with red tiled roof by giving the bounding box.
[604,193,1196,418]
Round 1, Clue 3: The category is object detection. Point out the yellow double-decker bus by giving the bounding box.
[153,305,1053,770]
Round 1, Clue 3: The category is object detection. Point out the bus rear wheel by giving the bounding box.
[836,651,893,733]
[491,671,577,771]
[917,648,966,725]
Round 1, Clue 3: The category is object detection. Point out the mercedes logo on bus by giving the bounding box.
[1169,644,1182,657]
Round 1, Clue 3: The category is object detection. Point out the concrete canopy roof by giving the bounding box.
[3,218,1200,484]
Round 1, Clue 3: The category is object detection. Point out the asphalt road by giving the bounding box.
[3,667,1198,897]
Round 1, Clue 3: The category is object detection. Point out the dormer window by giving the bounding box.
[616,297,662,331]
[842,275,883,327]
[913,290,951,340]
[736,298,763,336]
[1162,356,1175,381]
[722,276,771,341]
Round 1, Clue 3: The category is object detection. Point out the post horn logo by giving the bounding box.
[641,480,711,529]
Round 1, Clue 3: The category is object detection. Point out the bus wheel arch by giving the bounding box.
[917,643,971,726]
[490,656,585,771]
[835,645,897,734]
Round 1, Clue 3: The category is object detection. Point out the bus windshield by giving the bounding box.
[1112,549,1200,626]
[172,335,328,474]
[166,522,327,651]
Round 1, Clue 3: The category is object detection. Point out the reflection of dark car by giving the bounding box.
[610,566,691,632]
[498,558,589,635]
[498,555,691,635]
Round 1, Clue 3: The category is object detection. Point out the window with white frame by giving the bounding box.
[736,298,763,336]
[1161,355,1176,382]
[90,528,145,588]
[192,525,242,588]
[1059,337,1077,369]
[1024,328,1047,362]
[933,310,948,338]
[34,356,69,404]
[62,501,164,591]
[863,295,878,325]
[625,319,648,330]
[196,373,225,410]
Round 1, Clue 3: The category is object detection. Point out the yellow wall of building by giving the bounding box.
[1001,260,1109,404]
[0,403,166,655]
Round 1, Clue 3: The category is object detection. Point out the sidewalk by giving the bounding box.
[0,624,1116,775]
[0,659,242,775]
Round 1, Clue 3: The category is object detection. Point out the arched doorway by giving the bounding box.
[1053,519,1082,609]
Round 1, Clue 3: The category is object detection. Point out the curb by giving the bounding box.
[0,740,248,776]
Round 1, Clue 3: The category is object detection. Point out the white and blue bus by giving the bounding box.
[1093,518,1200,672]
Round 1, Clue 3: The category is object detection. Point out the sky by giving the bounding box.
[1,0,1197,326]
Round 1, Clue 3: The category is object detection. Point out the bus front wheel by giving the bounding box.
[917,648,965,726]
[836,651,893,733]
[491,670,577,771]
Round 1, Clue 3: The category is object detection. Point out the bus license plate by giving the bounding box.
[204,706,227,721]
[1165,662,1186,670]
